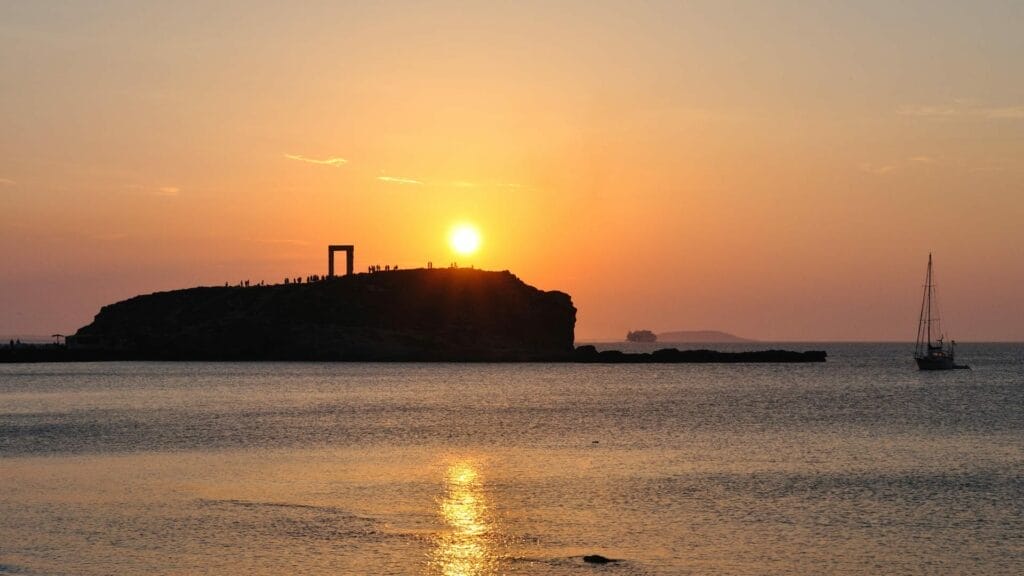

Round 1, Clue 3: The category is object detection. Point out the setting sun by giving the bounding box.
[450,224,481,256]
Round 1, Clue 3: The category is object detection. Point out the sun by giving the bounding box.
[449,224,481,255]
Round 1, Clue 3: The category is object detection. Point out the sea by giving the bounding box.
[1,343,1021,575]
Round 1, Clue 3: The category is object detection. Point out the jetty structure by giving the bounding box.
[4,245,825,363]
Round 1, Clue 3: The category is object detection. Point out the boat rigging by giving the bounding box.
[914,254,969,370]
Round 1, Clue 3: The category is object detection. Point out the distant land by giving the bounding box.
[657,330,755,343]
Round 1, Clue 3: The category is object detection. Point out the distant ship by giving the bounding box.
[626,330,657,343]
[914,254,968,370]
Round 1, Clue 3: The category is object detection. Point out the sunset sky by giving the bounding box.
[2,1,1022,341]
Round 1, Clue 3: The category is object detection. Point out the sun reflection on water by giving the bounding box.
[431,460,497,576]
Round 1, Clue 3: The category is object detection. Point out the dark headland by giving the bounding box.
[2,268,824,363]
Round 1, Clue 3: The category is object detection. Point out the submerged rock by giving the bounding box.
[582,554,619,564]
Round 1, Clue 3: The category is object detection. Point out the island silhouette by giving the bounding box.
[2,250,824,363]
[66,268,575,361]
[658,330,754,343]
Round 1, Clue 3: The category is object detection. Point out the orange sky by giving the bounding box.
[2,1,1022,341]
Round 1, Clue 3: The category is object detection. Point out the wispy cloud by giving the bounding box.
[92,232,129,241]
[965,158,1020,174]
[983,106,1024,119]
[246,237,310,247]
[860,155,941,174]
[859,163,896,175]
[377,176,423,185]
[896,105,958,118]
[124,184,181,197]
[445,180,532,190]
[898,102,1024,120]
[284,153,349,167]
[0,178,15,186]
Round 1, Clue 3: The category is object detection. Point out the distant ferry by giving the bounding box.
[626,330,657,343]
[914,254,968,370]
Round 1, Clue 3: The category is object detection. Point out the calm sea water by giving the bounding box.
[1,343,1021,575]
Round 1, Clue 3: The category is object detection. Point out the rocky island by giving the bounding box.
[66,269,576,361]
[3,267,825,363]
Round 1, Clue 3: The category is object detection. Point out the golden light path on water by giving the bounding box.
[431,460,497,576]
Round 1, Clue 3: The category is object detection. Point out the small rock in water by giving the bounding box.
[583,554,618,564]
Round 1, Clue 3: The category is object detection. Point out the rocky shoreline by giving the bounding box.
[1,344,826,363]
[572,345,825,363]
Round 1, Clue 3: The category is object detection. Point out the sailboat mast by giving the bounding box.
[913,253,964,369]
[916,257,929,356]
[926,253,932,346]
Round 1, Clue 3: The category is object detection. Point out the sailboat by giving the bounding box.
[914,254,969,370]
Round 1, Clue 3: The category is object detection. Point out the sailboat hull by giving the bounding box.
[915,355,955,370]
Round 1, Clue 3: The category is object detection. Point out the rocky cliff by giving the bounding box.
[70,269,576,361]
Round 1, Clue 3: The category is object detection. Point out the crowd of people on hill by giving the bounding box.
[426,261,467,269]
[283,274,326,284]
[223,260,477,289]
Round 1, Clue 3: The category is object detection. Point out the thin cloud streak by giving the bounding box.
[246,237,310,247]
[446,180,532,190]
[92,232,130,241]
[859,163,896,175]
[0,178,15,186]
[377,176,423,185]
[123,184,182,197]
[984,107,1024,119]
[896,105,958,118]
[898,102,1024,120]
[284,153,349,167]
